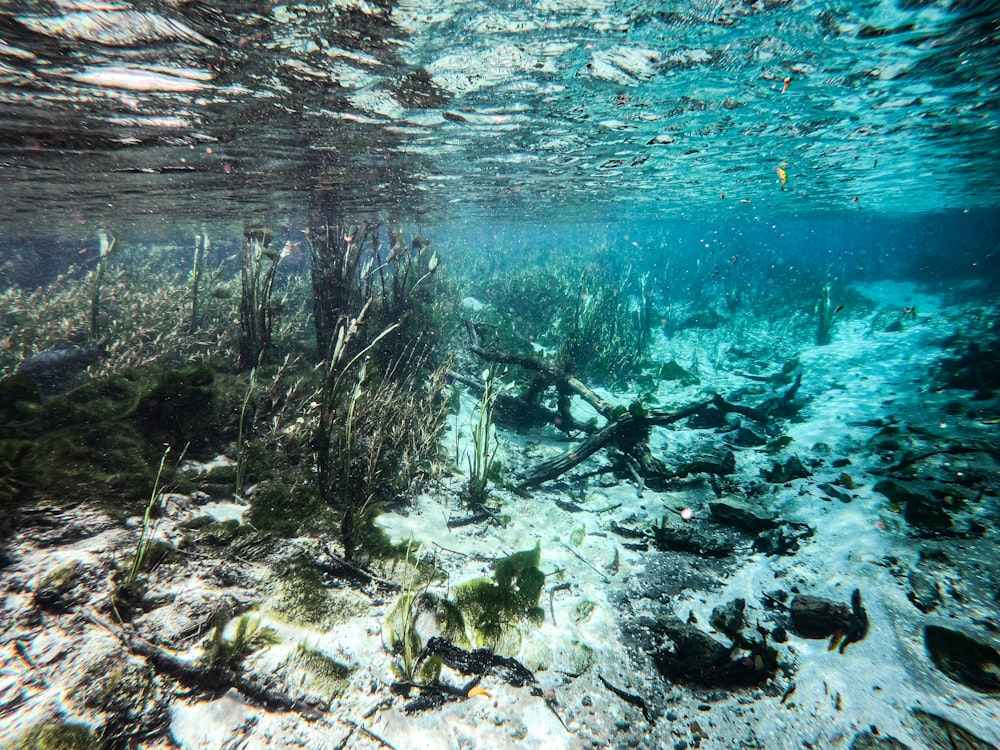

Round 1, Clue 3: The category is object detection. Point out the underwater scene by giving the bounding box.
[1,1,998,749]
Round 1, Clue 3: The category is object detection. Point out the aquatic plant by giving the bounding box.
[121,443,186,592]
[234,367,256,499]
[188,231,210,332]
[12,719,104,750]
[453,542,546,652]
[466,365,502,507]
[90,230,115,341]
[202,613,279,671]
[386,540,433,683]
[238,227,289,372]
[0,241,238,378]
[309,220,450,560]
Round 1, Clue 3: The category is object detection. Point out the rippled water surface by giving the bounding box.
[1,0,997,238]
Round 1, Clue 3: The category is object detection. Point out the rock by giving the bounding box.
[710,598,746,639]
[789,595,852,638]
[83,652,170,743]
[763,455,810,483]
[686,405,728,429]
[789,589,870,651]
[903,492,954,532]
[34,559,87,612]
[171,689,256,749]
[675,450,736,477]
[848,730,912,749]
[725,427,766,447]
[657,359,699,385]
[924,625,1000,694]
[911,708,999,749]
[653,521,740,557]
[652,618,779,686]
[818,482,852,503]
[709,497,777,532]
[873,479,967,532]
[656,619,731,671]
[907,570,942,614]
[753,522,814,556]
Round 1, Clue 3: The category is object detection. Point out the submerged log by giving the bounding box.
[518,400,712,489]
[463,323,805,490]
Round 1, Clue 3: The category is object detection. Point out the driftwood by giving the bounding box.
[518,399,712,489]
[464,320,613,429]
[462,323,804,491]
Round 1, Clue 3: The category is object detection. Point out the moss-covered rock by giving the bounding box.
[134,364,218,448]
[292,645,354,700]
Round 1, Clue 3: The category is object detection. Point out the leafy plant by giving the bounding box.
[202,613,279,671]
[309,220,451,561]
[124,443,185,589]
[466,365,502,507]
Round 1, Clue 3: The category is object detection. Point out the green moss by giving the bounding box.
[454,542,545,650]
[189,519,243,547]
[0,373,42,422]
[295,645,354,699]
[764,435,794,454]
[250,482,330,537]
[12,720,103,750]
[134,364,218,448]
[269,563,367,629]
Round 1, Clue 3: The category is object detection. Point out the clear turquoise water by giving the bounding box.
[0,1,996,244]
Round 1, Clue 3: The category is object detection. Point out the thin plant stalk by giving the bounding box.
[235,368,256,499]
[90,231,115,341]
[125,442,187,588]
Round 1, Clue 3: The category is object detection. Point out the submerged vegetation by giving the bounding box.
[2,217,997,749]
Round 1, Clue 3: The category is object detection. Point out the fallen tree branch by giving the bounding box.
[518,399,712,489]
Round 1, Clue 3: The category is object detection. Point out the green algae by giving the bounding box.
[454,542,545,651]
[10,720,103,750]
[294,644,354,700]
[268,563,367,630]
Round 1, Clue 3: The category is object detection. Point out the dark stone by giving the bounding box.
[675,450,736,478]
[911,708,999,749]
[658,359,699,385]
[655,619,731,671]
[924,625,1000,694]
[709,497,777,532]
[771,627,788,643]
[819,482,853,503]
[873,480,956,532]
[753,522,814,556]
[652,618,779,687]
[653,522,740,557]
[907,570,942,614]
[848,730,912,750]
[725,427,766,448]
[33,559,87,612]
[790,594,852,638]
[789,590,869,651]
[763,455,810,483]
[686,405,728,429]
[710,598,746,639]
